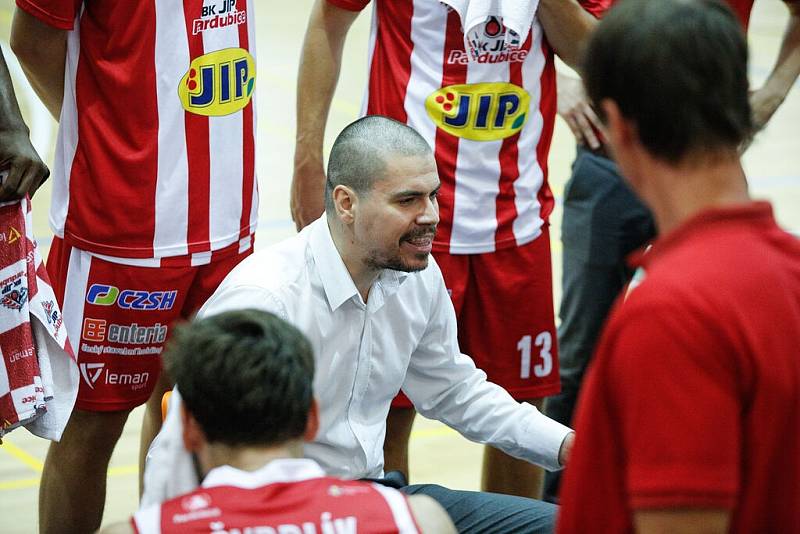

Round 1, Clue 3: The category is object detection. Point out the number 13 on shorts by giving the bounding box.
[518,331,553,379]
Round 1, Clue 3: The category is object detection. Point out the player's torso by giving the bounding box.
[362,1,556,253]
[53,0,258,259]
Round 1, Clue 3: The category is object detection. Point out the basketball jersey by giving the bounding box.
[329,0,608,254]
[132,459,420,534]
[16,0,259,259]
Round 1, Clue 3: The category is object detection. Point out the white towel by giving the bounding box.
[440,0,539,60]
[141,388,199,507]
[0,194,77,442]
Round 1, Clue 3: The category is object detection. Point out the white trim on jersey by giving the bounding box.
[49,13,83,240]
[360,3,379,116]
[405,0,447,149]
[511,22,547,247]
[153,1,191,257]
[204,24,245,247]
[62,248,91,358]
[371,484,421,534]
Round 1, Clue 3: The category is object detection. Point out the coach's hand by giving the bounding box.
[558,432,575,467]
[291,152,326,232]
[0,126,49,201]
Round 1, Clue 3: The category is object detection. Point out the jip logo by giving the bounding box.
[425,82,530,141]
[179,48,256,116]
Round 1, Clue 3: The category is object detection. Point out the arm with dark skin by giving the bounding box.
[0,48,49,200]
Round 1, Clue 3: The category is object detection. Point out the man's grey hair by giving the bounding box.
[325,115,433,213]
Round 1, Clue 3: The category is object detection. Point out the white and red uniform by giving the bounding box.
[18,0,258,258]
[17,0,258,410]
[133,459,421,534]
[328,0,608,401]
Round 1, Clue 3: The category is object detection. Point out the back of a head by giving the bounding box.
[165,309,315,447]
[583,0,752,163]
[325,115,433,212]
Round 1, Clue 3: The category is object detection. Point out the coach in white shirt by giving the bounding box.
[144,115,573,532]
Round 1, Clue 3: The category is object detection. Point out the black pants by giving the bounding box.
[402,484,556,533]
[543,148,655,503]
[370,471,557,533]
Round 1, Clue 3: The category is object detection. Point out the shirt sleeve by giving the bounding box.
[326,0,371,12]
[401,265,572,472]
[607,298,742,510]
[15,0,80,30]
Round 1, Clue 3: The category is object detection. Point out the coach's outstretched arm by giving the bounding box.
[292,0,360,231]
[10,7,68,120]
[750,1,800,131]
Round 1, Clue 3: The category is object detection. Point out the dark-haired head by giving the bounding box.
[583,0,752,162]
[165,309,315,447]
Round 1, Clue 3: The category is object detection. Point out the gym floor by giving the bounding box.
[0,1,798,532]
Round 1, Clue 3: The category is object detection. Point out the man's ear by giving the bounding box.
[303,399,320,442]
[181,404,205,454]
[332,185,357,224]
[600,98,635,154]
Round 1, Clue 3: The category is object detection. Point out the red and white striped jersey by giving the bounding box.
[16,0,258,260]
[132,459,420,534]
[329,0,607,254]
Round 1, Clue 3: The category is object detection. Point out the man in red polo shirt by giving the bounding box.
[558,1,800,532]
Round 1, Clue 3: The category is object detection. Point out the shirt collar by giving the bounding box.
[202,458,325,490]
[309,217,410,311]
[638,201,775,269]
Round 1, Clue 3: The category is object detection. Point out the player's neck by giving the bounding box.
[202,441,302,474]
[641,151,750,236]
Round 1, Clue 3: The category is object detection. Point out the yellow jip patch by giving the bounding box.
[178,48,256,117]
[425,82,530,141]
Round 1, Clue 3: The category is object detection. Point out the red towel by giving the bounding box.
[0,196,76,441]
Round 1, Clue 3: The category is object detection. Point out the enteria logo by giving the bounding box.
[426,82,530,141]
[179,48,256,116]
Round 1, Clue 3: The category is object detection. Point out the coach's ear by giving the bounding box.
[303,399,320,442]
[332,184,357,224]
[181,403,205,453]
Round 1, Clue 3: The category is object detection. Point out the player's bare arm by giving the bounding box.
[634,509,730,534]
[537,0,598,71]
[10,8,67,120]
[292,0,360,231]
[0,49,49,200]
[750,1,800,130]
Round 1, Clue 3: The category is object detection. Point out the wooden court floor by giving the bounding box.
[0,1,798,532]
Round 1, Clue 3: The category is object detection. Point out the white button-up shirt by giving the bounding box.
[142,218,571,504]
